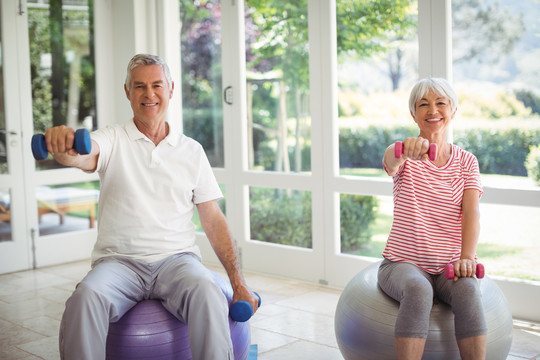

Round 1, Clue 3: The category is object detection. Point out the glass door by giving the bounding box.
[0,1,31,273]
[181,0,326,282]
[28,0,100,267]
[0,0,100,273]
[240,0,325,281]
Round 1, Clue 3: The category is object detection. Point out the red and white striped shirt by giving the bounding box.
[382,145,483,274]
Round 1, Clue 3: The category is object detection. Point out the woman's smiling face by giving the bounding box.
[412,91,455,137]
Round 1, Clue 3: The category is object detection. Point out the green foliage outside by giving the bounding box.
[526,146,540,184]
[338,125,540,177]
[455,128,540,176]
[28,7,55,133]
[250,188,313,248]
[249,188,378,251]
[28,1,96,133]
[515,89,540,116]
[340,194,378,252]
[249,120,540,179]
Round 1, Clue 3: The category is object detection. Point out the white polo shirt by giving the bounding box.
[89,119,223,264]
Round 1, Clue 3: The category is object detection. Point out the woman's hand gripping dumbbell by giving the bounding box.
[229,292,261,322]
[444,263,485,279]
[31,128,92,160]
[394,140,438,161]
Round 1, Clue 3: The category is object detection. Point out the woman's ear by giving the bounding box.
[411,110,418,124]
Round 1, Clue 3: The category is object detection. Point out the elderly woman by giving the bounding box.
[378,77,487,359]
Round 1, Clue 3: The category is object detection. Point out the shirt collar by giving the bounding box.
[126,118,180,146]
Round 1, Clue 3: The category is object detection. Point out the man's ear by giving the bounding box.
[124,84,130,100]
[169,81,174,99]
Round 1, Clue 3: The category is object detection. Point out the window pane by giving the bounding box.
[192,184,226,232]
[245,1,311,172]
[28,0,96,170]
[0,11,6,175]
[180,0,224,167]
[478,203,540,281]
[0,189,12,242]
[249,187,312,249]
[337,1,418,177]
[340,194,391,257]
[452,0,540,191]
[452,0,540,281]
[37,180,99,236]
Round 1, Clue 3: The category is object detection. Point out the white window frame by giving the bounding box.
[194,0,540,322]
[8,0,532,320]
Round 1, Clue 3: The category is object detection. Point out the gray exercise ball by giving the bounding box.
[334,260,513,360]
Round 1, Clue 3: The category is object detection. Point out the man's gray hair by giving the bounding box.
[125,54,173,88]
[408,77,458,116]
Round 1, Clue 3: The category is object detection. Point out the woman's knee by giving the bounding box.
[449,279,487,339]
[450,278,482,305]
[394,281,434,338]
[379,261,433,301]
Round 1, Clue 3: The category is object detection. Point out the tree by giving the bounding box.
[378,0,525,90]
[336,0,416,57]
[246,0,310,172]
[452,0,524,65]
[247,0,416,170]
[179,0,224,166]
[29,1,95,133]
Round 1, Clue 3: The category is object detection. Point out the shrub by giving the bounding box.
[339,125,417,169]
[249,188,313,248]
[340,194,378,253]
[526,146,540,185]
[249,188,378,250]
[457,87,531,119]
[454,128,540,176]
[338,125,540,177]
[515,89,540,116]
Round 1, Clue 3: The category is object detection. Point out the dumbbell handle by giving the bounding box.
[394,141,437,161]
[229,292,261,322]
[31,128,92,160]
[444,263,485,279]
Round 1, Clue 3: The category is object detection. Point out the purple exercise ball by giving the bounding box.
[106,271,251,360]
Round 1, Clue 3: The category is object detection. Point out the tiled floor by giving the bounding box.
[0,259,539,359]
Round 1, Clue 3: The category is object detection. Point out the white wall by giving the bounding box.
[94,0,181,130]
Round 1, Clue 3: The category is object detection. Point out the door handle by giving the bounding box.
[0,130,18,136]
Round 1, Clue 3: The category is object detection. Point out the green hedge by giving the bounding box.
[454,128,540,176]
[339,125,540,177]
[249,188,378,250]
[250,188,312,248]
[340,194,378,252]
[526,146,540,184]
[339,126,417,169]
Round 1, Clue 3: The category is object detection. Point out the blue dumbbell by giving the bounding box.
[31,128,92,160]
[229,292,261,322]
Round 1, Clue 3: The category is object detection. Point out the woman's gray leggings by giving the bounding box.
[377,259,487,340]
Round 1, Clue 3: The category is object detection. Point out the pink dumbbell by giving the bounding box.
[394,141,438,161]
[444,263,485,279]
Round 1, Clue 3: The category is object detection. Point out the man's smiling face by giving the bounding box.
[124,64,174,125]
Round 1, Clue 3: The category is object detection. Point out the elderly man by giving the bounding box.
[48,54,258,359]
